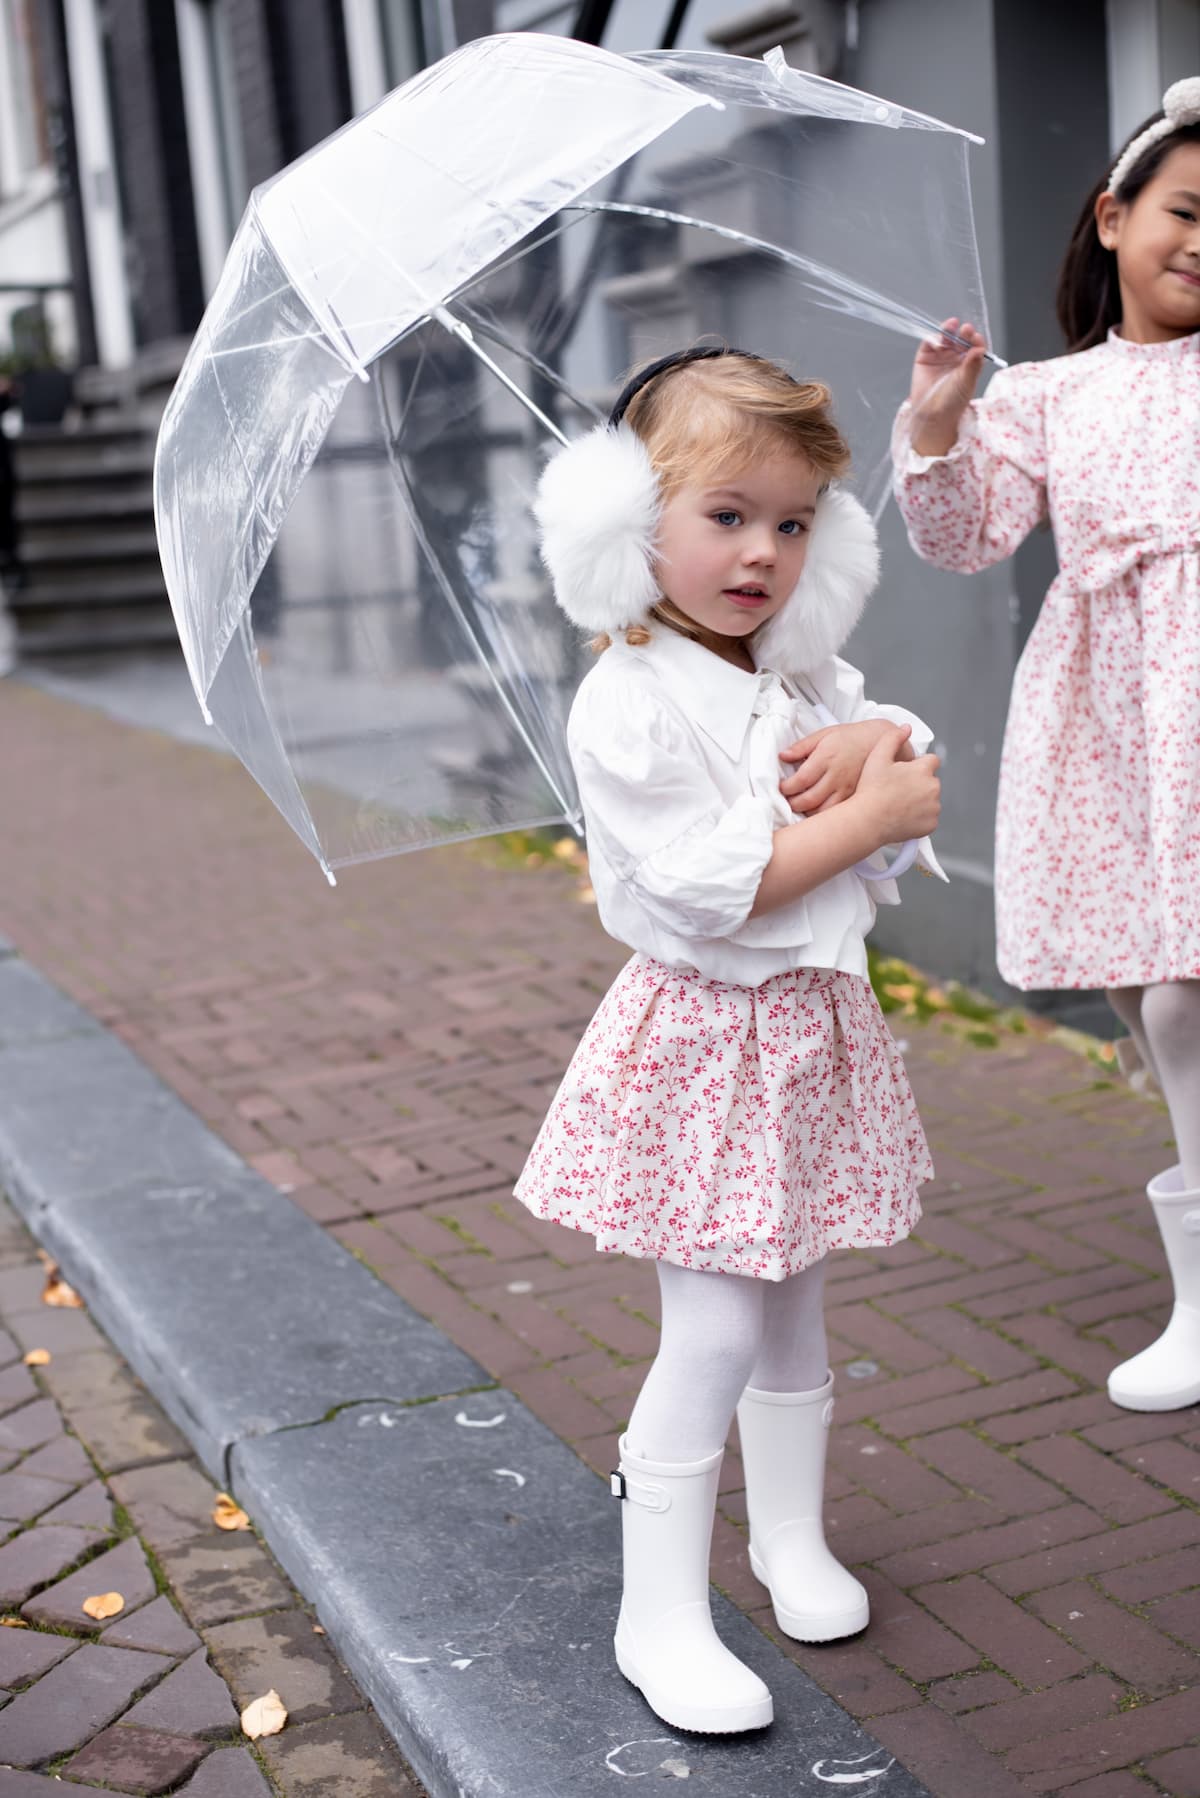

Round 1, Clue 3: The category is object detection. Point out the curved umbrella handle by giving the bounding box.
[854,839,920,882]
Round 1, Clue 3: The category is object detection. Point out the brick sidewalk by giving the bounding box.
[1,677,1198,1798]
[0,1193,424,1793]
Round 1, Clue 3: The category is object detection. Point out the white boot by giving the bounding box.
[1108,1166,1200,1412]
[737,1377,869,1642]
[612,1436,773,1733]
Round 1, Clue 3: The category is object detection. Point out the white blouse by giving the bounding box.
[569,628,944,985]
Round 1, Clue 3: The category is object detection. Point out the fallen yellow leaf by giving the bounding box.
[312,1623,325,1635]
[241,1689,288,1739]
[82,1592,125,1621]
[0,1615,29,1629]
[41,1267,83,1310]
[212,1491,251,1532]
[22,1349,51,1367]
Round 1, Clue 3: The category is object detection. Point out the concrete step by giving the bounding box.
[13,442,155,485]
[20,529,161,568]
[16,420,148,454]
[13,570,167,610]
[15,608,177,657]
[17,485,155,525]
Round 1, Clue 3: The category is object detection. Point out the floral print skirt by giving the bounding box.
[514,956,931,1280]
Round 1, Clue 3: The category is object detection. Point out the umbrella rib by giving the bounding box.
[563,200,1006,363]
[373,377,581,831]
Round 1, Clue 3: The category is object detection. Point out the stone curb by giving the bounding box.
[0,949,931,1798]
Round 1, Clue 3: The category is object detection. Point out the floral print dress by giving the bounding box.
[893,327,1200,991]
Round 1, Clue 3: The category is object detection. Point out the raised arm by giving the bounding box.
[892,321,1049,574]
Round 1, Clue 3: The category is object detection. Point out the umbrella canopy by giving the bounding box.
[154,32,990,883]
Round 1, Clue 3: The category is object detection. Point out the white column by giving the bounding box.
[62,0,134,367]
[342,0,390,114]
[175,0,233,296]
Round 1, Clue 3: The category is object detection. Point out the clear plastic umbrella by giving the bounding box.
[154,31,992,884]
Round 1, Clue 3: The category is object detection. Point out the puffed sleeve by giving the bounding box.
[891,361,1049,572]
[569,678,780,940]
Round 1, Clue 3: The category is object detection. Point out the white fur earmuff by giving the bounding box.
[534,424,879,673]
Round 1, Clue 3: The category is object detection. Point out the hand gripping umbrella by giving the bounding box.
[154,32,992,884]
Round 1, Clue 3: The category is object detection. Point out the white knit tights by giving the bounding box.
[1107,980,1200,1187]
[625,1260,829,1463]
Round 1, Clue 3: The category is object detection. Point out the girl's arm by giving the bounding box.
[893,322,1049,575]
[750,726,940,918]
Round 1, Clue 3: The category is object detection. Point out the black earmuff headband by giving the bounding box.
[608,344,776,428]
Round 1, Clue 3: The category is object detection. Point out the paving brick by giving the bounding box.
[0,1403,61,1458]
[857,1570,980,1680]
[36,1347,142,1411]
[1144,1745,1200,1796]
[0,1642,167,1765]
[927,1670,1017,1714]
[1117,1436,1200,1500]
[176,1745,275,1797]
[204,1608,361,1724]
[874,1502,1106,1589]
[0,1470,73,1524]
[1150,1591,1200,1654]
[913,1572,1090,1686]
[7,1309,105,1356]
[882,1368,1078,1439]
[1101,1548,1200,1605]
[63,1722,208,1793]
[156,1531,291,1628]
[958,1671,1127,1753]
[0,1367,38,1418]
[258,1708,427,1795]
[39,1475,115,1533]
[775,1637,923,1718]
[123,1647,239,1737]
[0,1524,95,1607]
[0,1627,78,1687]
[1064,1774,1175,1798]
[1004,1685,1200,1787]
[989,1508,1200,1595]
[986,1390,1122,1444]
[19,1431,92,1486]
[1004,1313,1127,1388]
[102,1594,202,1657]
[913,1427,1064,1517]
[22,1532,156,1632]
[109,1459,221,1554]
[1019,1434,1177,1525]
[67,1393,192,1473]
[868,1698,1034,1798]
[1028,1578,1198,1695]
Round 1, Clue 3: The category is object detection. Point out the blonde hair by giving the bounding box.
[592,350,849,651]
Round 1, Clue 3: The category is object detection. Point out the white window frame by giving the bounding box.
[62,0,134,367]
[175,0,248,297]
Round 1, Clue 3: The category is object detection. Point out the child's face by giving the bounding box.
[654,449,822,646]
[1097,141,1200,340]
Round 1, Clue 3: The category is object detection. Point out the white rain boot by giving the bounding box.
[612,1436,773,1734]
[1108,1166,1200,1412]
[737,1377,869,1642]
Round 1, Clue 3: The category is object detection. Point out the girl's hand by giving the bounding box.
[855,724,941,843]
[779,719,900,814]
[908,317,987,458]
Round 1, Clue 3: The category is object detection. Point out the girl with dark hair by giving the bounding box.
[892,79,1200,1416]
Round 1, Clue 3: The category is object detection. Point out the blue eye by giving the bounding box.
[779,519,808,537]
[714,510,741,527]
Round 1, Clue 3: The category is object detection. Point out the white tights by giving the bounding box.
[625,1260,828,1463]
[1107,981,1200,1188]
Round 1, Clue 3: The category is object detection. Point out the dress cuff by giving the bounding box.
[893,401,976,475]
[630,793,778,940]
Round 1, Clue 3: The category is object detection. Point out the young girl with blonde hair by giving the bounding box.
[515,346,943,1734]
[893,80,1200,1416]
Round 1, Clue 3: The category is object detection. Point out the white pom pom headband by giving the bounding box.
[1106,76,1200,196]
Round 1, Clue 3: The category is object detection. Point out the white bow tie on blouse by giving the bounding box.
[748,674,806,830]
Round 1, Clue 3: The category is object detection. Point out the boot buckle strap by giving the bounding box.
[609,1470,669,1512]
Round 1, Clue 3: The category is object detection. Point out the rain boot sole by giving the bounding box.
[750,1545,870,1642]
[614,1641,774,1734]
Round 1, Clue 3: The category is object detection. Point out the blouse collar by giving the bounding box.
[1106,325,1200,360]
[624,627,778,761]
